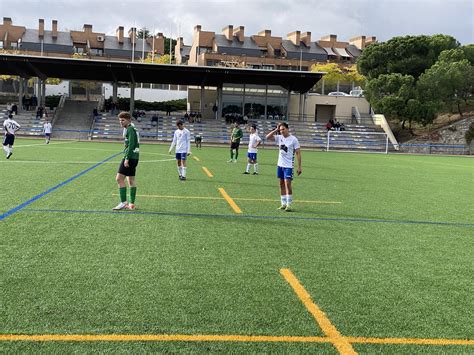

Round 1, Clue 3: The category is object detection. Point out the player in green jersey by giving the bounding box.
[113,112,140,211]
[228,121,243,163]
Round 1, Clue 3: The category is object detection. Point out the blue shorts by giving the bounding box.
[247,152,257,161]
[277,166,293,180]
[175,152,187,161]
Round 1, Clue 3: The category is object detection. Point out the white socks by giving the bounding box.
[177,166,187,177]
[281,195,287,206]
[286,195,293,205]
[3,146,10,156]
[246,163,258,173]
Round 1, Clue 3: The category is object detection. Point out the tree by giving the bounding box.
[137,28,151,39]
[311,63,365,88]
[365,73,438,128]
[143,53,173,64]
[418,49,474,116]
[164,37,177,56]
[357,35,459,80]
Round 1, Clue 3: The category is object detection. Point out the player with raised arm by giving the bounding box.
[113,112,139,211]
[265,122,302,211]
[243,124,262,175]
[169,120,191,181]
[3,113,21,159]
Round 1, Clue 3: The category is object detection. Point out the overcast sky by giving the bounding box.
[2,0,473,45]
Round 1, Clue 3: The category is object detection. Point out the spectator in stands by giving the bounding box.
[6,103,12,114]
[93,108,99,121]
[325,121,333,131]
[339,123,346,131]
[212,104,218,119]
[11,103,17,115]
[184,112,189,122]
[36,106,44,120]
[151,114,158,127]
[31,95,38,108]
[196,112,202,123]
[334,120,341,131]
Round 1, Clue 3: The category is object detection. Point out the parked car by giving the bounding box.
[350,87,364,97]
[328,91,350,96]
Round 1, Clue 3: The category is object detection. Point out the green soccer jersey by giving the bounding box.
[231,127,243,143]
[124,124,140,160]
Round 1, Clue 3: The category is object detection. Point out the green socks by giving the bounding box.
[119,187,127,202]
[130,187,137,204]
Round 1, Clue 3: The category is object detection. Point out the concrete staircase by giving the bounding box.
[53,99,97,139]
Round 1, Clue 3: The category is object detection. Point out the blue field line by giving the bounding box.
[0,152,122,222]
[22,208,474,228]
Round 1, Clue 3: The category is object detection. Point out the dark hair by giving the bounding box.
[251,124,257,130]
[176,120,184,126]
[8,114,13,119]
[118,111,132,120]
[279,122,289,129]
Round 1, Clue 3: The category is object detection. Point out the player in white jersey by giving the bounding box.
[243,124,262,175]
[43,119,52,144]
[266,122,302,211]
[3,114,21,159]
[169,120,191,181]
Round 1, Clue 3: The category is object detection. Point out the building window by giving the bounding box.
[74,46,85,54]
[90,48,104,56]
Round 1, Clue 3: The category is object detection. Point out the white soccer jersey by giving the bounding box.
[247,132,262,153]
[170,128,191,153]
[275,134,300,168]
[3,118,21,135]
[43,122,52,134]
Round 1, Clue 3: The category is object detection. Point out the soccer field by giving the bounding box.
[1,138,473,353]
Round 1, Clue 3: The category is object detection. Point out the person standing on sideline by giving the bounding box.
[113,112,139,211]
[3,114,21,159]
[169,120,191,181]
[228,121,243,163]
[43,119,52,144]
[243,124,262,175]
[265,122,302,211]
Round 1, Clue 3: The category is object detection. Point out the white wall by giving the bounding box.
[45,81,187,102]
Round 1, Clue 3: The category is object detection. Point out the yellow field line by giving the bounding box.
[2,334,470,346]
[202,167,213,177]
[280,268,356,355]
[218,188,242,214]
[112,194,340,204]
[192,156,200,161]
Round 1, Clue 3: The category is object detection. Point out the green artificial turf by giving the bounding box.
[1,138,473,353]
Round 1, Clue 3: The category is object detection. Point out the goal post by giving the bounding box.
[326,130,390,154]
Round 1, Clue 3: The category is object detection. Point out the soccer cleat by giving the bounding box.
[178,175,182,180]
[285,205,292,212]
[227,159,233,163]
[277,205,287,210]
[243,171,250,174]
[6,152,12,159]
[180,176,187,181]
[233,159,237,163]
[112,202,128,210]
[127,203,136,210]
[252,172,258,175]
